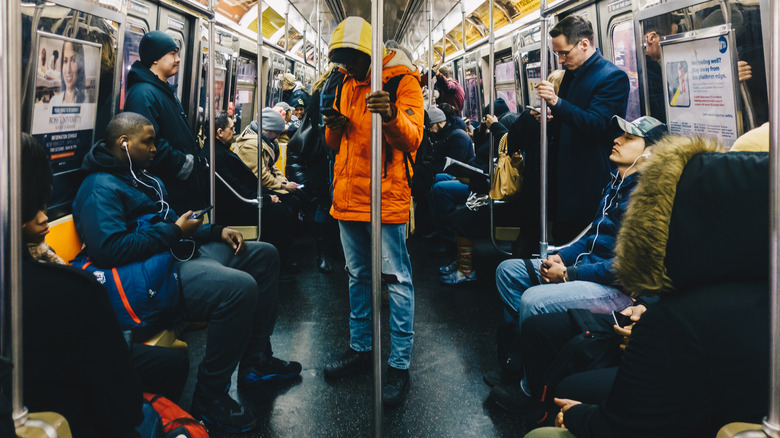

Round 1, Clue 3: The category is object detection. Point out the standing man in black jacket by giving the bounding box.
[533,16,630,243]
[124,31,207,213]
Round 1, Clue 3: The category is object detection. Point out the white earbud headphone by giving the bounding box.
[640,152,651,158]
[122,141,128,150]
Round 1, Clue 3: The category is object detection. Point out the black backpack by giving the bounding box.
[532,309,621,426]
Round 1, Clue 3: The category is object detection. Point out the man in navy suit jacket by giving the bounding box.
[534,15,630,243]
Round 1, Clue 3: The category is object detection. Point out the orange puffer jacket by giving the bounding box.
[324,50,424,224]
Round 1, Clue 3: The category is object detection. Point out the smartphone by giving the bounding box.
[297,184,305,189]
[321,107,344,118]
[541,262,551,269]
[526,105,542,112]
[612,310,632,327]
[190,205,213,219]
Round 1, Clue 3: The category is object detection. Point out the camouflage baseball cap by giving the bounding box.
[612,115,667,145]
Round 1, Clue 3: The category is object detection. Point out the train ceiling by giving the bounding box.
[214,0,539,64]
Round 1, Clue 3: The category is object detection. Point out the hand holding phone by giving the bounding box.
[321,107,345,119]
[612,310,633,328]
[190,205,213,219]
[526,105,541,112]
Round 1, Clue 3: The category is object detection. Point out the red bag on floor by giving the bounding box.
[143,393,209,438]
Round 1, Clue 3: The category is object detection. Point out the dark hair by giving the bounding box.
[60,41,86,103]
[106,112,153,147]
[21,133,52,222]
[438,102,459,118]
[643,14,673,36]
[52,50,59,60]
[549,15,594,44]
[215,111,231,133]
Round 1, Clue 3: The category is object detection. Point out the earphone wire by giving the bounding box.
[573,151,648,265]
[124,144,171,220]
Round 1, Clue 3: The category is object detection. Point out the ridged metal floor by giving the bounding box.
[180,234,529,437]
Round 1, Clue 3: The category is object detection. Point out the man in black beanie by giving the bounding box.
[124,30,207,213]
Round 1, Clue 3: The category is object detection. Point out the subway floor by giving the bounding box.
[179,233,529,437]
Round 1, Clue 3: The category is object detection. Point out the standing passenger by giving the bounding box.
[534,16,630,242]
[320,17,424,406]
[124,31,207,214]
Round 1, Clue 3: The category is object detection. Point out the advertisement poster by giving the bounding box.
[31,32,102,174]
[661,32,739,147]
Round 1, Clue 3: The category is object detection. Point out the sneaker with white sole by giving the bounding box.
[438,260,457,275]
[440,270,477,285]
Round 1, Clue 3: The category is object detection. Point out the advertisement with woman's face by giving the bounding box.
[31,32,102,174]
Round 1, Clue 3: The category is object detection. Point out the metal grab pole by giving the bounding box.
[208,2,217,223]
[765,0,780,436]
[487,0,509,255]
[256,0,264,237]
[316,2,321,74]
[428,0,433,107]
[539,13,550,259]
[3,0,25,428]
[461,2,467,53]
[370,1,384,435]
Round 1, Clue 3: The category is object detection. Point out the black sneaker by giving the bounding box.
[490,383,536,413]
[483,369,523,388]
[191,388,256,433]
[382,366,410,406]
[239,357,302,387]
[323,348,372,379]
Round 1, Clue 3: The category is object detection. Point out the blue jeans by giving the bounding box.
[428,173,470,242]
[495,258,634,330]
[339,220,415,369]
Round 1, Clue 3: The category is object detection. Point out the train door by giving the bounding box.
[462,51,484,123]
[235,56,257,133]
[158,7,191,102]
[512,23,546,109]
[120,0,158,110]
[599,3,642,121]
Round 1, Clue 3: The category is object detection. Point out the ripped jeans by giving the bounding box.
[338,220,415,369]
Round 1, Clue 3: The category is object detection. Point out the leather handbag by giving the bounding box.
[286,90,326,165]
[489,133,524,201]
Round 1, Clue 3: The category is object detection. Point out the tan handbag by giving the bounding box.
[489,133,524,201]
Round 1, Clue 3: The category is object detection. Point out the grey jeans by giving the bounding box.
[178,240,279,394]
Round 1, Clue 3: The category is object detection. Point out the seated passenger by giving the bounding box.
[72,112,302,433]
[21,133,187,437]
[210,111,298,273]
[494,116,666,331]
[525,135,770,438]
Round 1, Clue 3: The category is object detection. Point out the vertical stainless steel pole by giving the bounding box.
[256,0,264,237]
[765,0,780,436]
[428,0,433,107]
[488,0,507,253]
[285,8,290,53]
[317,1,321,74]
[461,1,467,53]
[208,2,217,223]
[539,13,550,259]
[2,0,26,428]
[370,1,384,435]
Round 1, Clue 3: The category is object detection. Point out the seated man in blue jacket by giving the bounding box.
[495,115,666,333]
[73,112,301,434]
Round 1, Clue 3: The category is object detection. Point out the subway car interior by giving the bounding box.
[1,0,779,436]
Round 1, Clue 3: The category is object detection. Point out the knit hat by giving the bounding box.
[428,106,446,124]
[139,31,179,67]
[261,107,286,132]
[329,17,372,62]
[483,98,510,118]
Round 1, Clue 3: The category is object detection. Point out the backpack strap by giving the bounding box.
[382,74,415,187]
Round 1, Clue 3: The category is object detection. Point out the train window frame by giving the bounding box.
[608,15,642,121]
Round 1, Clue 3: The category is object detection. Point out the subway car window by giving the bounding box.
[495,60,517,112]
[611,19,641,120]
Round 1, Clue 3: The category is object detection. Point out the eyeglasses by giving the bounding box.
[554,39,582,59]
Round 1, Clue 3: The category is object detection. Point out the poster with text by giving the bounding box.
[31,32,102,174]
[661,33,738,147]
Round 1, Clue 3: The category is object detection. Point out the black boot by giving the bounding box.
[315,236,332,274]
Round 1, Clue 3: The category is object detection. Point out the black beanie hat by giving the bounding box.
[140,31,179,67]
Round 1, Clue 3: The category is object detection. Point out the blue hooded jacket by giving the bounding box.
[73,141,222,268]
[556,170,639,286]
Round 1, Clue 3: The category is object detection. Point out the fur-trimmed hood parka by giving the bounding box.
[563,136,771,437]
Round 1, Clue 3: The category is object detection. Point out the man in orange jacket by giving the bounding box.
[321,17,424,406]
